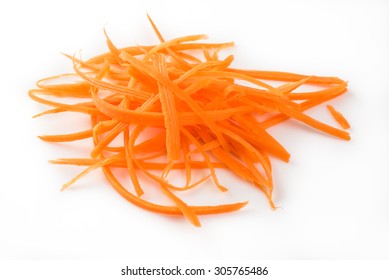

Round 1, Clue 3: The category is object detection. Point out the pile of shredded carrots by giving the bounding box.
[30,16,350,226]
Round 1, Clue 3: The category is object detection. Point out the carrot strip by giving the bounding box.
[33,107,99,118]
[155,53,181,162]
[260,84,347,128]
[29,90,99,115]
[61,155,120,190]
[142,34,208,62]
[327,104,350,130]
[196,70,274,90]
[227,68,347,85]
[73,62,153,101]
[39,130,93,142]
[147,14,193,70]
[102,165,247,216]
[174,56,234,85]
[180,132,192,187]
[123,126,144,196]
[276,103,350,140]
[50,157,226,170]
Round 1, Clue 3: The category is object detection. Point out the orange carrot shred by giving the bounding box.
[155,53,181,162]
[327,104,351,130]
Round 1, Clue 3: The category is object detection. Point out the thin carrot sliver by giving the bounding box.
[155,53,181,162]
[327,104,351,130]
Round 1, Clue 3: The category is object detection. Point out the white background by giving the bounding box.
[0,0,388,264]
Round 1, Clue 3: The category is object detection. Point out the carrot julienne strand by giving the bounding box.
[327,104,351,130]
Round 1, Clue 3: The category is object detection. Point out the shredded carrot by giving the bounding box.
[30,16,351,227]
[327,104,351,130]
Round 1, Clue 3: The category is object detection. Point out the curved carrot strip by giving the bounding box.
[39,130,93,142]
[102,165,248,216]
